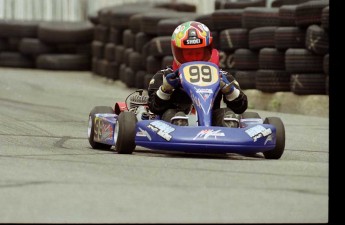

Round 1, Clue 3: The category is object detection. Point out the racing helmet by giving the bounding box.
[171,21,213,66]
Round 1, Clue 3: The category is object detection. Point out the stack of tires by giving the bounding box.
[90,0,328,96]
[90,2,197,89]
[0,20,94,71]
[214,0,329,95]
[0,1,330,97]
[0,20,39,68]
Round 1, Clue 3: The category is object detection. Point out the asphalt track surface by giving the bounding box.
[0,68,328,223]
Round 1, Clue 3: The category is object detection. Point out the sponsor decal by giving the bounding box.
[245,125,272,142]
[185,38,202,45]
[94,118,113,142]
[147,121,175,141]
[136,128,152,141]
[193,129,225,140]
[101,123,113,142]
[196,88,213,94]
[196,88,213,101]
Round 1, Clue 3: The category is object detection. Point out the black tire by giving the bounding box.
[218,0,266,9]
[135,70,147,89]
[219,28,249,52]
[263,117,285,159]
[233,48,259,70]
[129,14,145,34]
[97,59,108,77]
[259,48,285,70]
[115,112,137,154]
[0,51,35,68]
[161,55,174,68]
[271,0,312,7]
[274,27,306,51]
[19,38,56,56]
[38,21,94,44]
[234,70,257,90]
[109,27,123,45]
[140,11,194,35]
[128,51,145,72]
[194,13,215,31]
[0,20,39,38]
[249,26,277,50]
[278,5,298,27]
[123,29,135,49]
[88,106,114,150]
[305,24,329,55]
[94,24,109,43]
[104,43,116,62]
[124,67,136,88]
[212,9,244,31]
[241,111,261,119]
[91,41,104,59]
[321,6,329,30]
[295,0,329,27]
[114,45,125,64]
[149,36,172,57]
[109,4,154,29]
[146,55,163,74]
[290,73,326,95]
[242,7,280,30]
[107,61,119,80]
[134,32,154,53]
[157,18,190,37]
[256,69,291,93]
[36,54,91,71]
[285,48,323,73]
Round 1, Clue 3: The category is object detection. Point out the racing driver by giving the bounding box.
[147,21,248,127]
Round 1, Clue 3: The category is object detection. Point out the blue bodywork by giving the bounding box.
[135,120,276,154]
[93,113,117,146]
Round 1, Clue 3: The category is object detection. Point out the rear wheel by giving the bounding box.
[88,106,114,150]
[241,111,261,119]
[263,117,285,159]
[115,111,137,154]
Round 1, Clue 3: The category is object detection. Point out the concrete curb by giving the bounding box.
[244,90,329,118]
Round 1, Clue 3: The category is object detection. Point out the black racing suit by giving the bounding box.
[147,66,248,125]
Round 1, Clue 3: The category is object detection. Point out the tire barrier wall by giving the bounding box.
[89,0,328,95]
[0,20,94,71]
[0,0,329,96]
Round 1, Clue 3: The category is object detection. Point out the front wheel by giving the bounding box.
[88,106,114,150]
[115,111,137,154]
[263,117,285,159]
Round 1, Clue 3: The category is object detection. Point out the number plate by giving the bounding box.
[181,63,219,87]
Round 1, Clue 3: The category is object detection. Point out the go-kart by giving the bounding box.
[87,61,285,159]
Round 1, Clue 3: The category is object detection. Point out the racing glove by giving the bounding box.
[220,70,240,101]
[161,70,180,94]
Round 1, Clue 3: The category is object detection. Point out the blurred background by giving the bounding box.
[0,0,329,98]
[1,0,206,20]
[0,0,277,21]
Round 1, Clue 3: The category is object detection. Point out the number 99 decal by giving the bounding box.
[182,63,219,87]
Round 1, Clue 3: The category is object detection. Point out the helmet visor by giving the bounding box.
[173,45,212,64]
